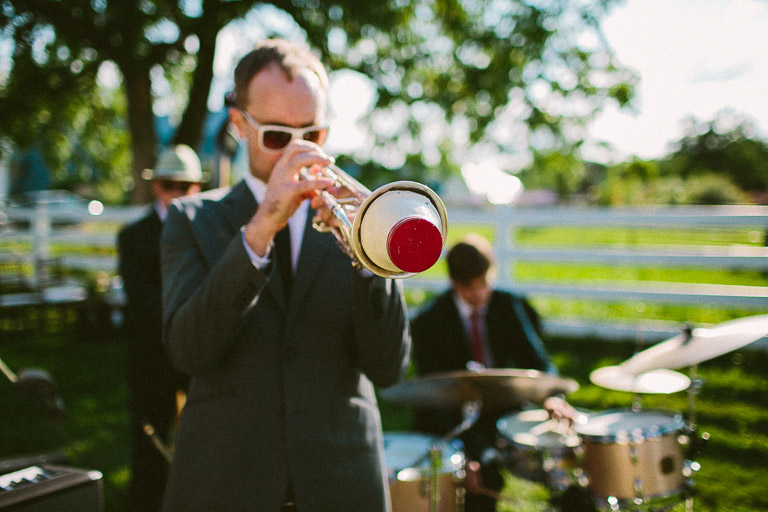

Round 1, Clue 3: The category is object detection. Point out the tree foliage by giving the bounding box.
[1,0,635,203]
[660,111,768,194]
[589,112,768,206]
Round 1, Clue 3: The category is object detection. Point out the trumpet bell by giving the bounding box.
[353,181,447,278]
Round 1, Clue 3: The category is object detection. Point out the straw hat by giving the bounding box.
[141,144,206,182]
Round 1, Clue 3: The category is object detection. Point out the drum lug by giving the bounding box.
[633,477,643,497]
[685,428,710,461]
[683,458,702,478]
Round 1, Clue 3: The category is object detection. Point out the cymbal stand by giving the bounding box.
[443,400,482,444]
[684,363,706,512]
[687,364,702,428]
[400,401,481,512]
[0,356,19,384]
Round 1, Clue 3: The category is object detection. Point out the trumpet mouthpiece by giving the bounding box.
[387,217,444,273]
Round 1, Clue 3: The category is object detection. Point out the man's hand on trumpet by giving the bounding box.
[307,171,361,232]
[243,140,333,257]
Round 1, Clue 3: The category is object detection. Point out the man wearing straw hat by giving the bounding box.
[118,144,206,512]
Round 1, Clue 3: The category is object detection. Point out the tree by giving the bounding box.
[2,0,259,202]
[1,0,635,204]
[661,111,768,195]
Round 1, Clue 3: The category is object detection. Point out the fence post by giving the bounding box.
[32,202,51,290]
[497,208,515,286]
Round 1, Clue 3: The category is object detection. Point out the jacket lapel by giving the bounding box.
[222,181,258,234]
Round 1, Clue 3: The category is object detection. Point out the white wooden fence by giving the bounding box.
[3,203,767,344]
[408,204,768,344]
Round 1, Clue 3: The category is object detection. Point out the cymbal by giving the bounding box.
[379,369,579,410]
[590,365,691,394]
[620,314,768,375]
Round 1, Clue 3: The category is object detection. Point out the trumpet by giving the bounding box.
[299,165,448,278]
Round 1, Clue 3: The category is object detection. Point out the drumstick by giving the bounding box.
[529,418,574,437]
[529,419,558,436]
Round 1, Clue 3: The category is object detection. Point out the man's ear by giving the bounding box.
[228,108,246,139]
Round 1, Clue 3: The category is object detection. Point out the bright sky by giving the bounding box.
[587,0,768,161]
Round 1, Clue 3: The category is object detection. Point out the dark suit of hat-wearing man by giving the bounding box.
[411,234,574,512]
[160,39,411,512]
[118,144,205,511]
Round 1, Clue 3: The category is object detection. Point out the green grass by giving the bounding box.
[2,223,765,511]
[516,226,766,247]
[0,329,131,510]
[2,323,767,512]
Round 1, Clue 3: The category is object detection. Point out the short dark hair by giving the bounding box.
[233,39,329,109]
[446,234,495,285]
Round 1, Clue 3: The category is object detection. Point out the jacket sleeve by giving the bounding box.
[511,294,557,374]
[351,271,411,389]
[161,205,269,376]
[118,225,162,337]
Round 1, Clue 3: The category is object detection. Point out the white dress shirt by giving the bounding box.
[241,173,308,271]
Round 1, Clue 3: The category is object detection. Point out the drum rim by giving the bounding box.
[497,407,590,447]
[574,408,685,442]
[590,482,690,509]
[382,431,465,477]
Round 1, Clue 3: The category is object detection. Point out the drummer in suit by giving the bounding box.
[118,144,205,512]
[411,233,574,512]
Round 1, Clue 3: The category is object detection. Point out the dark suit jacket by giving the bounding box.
[160,181,411,512]
[118,208,188,398]
[410,289,554,439]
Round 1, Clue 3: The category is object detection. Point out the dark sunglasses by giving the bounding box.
[159,181,195,193]
[241,110,328,153]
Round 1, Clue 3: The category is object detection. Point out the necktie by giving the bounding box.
[274,225,292,294]
[469,309,486,366]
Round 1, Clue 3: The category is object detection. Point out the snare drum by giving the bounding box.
[497,408,584,491]
[575,409,687,507]
[383,432,465,512]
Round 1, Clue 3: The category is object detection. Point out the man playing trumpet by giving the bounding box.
[160,39,411,511]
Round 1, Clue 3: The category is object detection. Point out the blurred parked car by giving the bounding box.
[4,190,103,226]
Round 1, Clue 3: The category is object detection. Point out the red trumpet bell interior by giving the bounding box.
[387,217,443,273]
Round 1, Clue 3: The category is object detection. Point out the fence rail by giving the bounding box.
[3,203,767,343]
[408,204,768,344]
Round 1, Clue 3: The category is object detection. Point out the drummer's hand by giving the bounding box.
[544,396,577,425]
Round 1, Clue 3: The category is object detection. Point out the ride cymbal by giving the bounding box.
[620,314,768,375]
[590,365,691,394]
[380,369,579,410]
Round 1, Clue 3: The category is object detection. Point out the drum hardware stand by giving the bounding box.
[431,400,481,512]
[142,421,174,463]
[682,363,708,512]
[428,446,441,512]
[393,401,481,512]
[685,364,703,430]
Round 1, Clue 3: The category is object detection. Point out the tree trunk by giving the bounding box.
[122,65,157,205]
[173,28,217,149]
